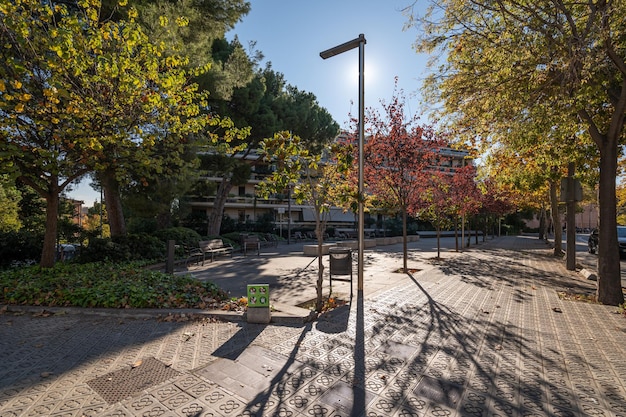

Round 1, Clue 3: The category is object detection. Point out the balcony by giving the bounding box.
[188,195,303,210]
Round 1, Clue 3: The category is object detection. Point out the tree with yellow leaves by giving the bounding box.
[0,0,219,266]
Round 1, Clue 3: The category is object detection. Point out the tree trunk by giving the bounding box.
[549,179,563,256]
[316,221,325,313]
[436,222,441,259]
[596,141,624,305]
[565,163,577,271]
[402,207,408,272]
[207,177,233,236]
[482,217,487,242]
[538,206,547,240]
[461,213,465,248]
[580,73,626,305]
[41,185,60,268]
[101,171,126,237]
[475,223,479,245]
[454,216,459,252]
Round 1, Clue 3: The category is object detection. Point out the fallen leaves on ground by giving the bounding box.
[557,291,597,303]
[157,313,228,323]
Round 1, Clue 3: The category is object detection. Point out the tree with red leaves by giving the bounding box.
[478,178,517,237]
[363,83,446,271]
[449,164,482,250]
[417,171,455,259]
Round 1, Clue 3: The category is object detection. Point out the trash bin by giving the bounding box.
[329,247,353,296]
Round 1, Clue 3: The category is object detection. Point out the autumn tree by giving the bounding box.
[363,84,445,272]
[83,201,110,238]
[0,0,214,266]
[617,184,626,225]
[410,0,625,305]
[418,172,455,259]
[104,0,251,71]
[258,132,353,314]
[53,1,253,236]
[448,164,482,250]
[482,148,551,234]
[0,176,22,233]
[477,178,517,236]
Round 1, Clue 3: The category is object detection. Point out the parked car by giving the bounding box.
[588,226,626,255]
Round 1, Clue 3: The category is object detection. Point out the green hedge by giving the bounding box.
[0,230,43,268]
[0,262,229,308]
[79,233,165,263]
[153,227,202,246]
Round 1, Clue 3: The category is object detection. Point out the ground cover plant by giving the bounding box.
[0,262,229,309]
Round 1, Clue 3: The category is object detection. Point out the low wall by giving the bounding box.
[336,239,376,249]
[303,235,420,256]
[303,243,337,256]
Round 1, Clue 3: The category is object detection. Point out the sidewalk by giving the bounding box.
[1,235,625,416]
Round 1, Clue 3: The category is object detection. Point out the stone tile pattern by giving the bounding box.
[1,237,625,416]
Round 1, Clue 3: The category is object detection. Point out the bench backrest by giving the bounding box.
[199,239,226,250]
[244,236,260,243]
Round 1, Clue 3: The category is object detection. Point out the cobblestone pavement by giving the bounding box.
[1,235,625,416]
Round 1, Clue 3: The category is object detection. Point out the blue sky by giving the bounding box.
[227,0,430,128]
[69,0,431,205]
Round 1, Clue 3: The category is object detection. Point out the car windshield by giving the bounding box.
[618,227,626,238]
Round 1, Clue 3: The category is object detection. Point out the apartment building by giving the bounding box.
[187,137,472,234]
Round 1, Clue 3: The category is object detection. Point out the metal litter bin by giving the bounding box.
[329,247,353,296]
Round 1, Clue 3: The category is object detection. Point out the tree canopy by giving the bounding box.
[362,83,447,270]
[0,0,217,266]
[258,131,353,313]
[408,0,626,305]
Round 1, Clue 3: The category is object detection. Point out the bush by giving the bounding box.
[0,230,44,268]
[0,262,229,308]
[253,213,276,233]
[219,215,238,234]
[78,233,165,263]
[127,217,158,234]
[221,231,243,243]
[153,227,202,246]
[181,211,208,236]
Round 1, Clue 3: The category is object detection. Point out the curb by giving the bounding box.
[0,303,313,325]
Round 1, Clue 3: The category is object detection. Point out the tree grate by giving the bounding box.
[87,357,181,404]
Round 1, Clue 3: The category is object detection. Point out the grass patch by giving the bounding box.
[0,262,229,309]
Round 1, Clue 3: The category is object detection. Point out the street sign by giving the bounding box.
[560,178,583,202]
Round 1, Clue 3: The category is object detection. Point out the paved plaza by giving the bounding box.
[1,235,625,416]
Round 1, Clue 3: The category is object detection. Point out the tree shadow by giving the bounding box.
[362,259,603,415]
[212,321,314,417]
[316,303,351,334]
[437,246,597,300]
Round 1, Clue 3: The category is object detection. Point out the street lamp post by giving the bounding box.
[320,34,366,291]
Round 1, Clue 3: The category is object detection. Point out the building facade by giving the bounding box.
[187,137,472,235]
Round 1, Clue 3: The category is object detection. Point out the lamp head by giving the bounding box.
[320,34,366,59]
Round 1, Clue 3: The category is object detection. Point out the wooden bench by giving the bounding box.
[199,239,234,262]
[183,243,205,268]
[242,236,261,256]
[261,233,279,248]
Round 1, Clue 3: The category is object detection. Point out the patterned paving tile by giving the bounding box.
[2,237,626,417]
